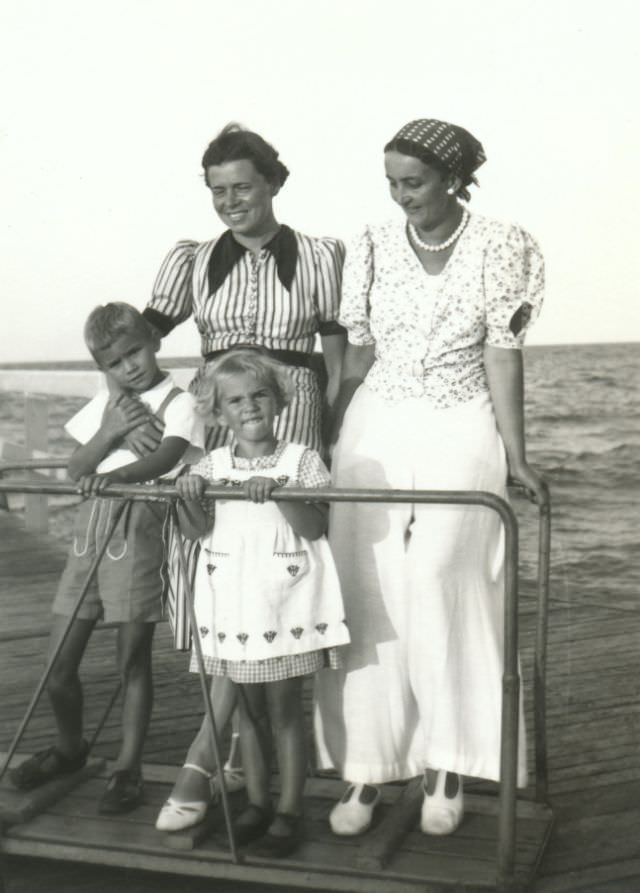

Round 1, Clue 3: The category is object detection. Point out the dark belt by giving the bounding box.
[203,345,312,369]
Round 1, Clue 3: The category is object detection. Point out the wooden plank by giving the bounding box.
[356,776,422,870]
[0,757,105,825]
[2,505,638,893]
[535,857,640,893]
[3,807,540,892]
[2,836,463,893]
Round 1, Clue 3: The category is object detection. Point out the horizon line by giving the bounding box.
[0,340,638,370]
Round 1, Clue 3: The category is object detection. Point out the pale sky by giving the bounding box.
[1,0,639,362]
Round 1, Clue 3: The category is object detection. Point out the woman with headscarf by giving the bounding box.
[143,124,346,835]
[314,118,545,837]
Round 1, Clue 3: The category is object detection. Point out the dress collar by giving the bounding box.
[207,224,298,295]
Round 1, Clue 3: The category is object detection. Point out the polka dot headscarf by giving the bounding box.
[388,119,486,200]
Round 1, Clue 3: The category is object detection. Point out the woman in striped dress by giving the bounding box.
[148,124,346,832]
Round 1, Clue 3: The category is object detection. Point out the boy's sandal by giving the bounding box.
[8,741,89,791]
[155,763,217,832]
[233,803,274,846]
[329,783,381,836]
[249,812,303,858]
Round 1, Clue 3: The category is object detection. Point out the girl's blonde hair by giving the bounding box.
[193,348,295,421]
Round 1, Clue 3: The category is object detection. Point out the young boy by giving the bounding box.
[9,302,204,814]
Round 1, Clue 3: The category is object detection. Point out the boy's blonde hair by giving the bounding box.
[84,302,158,358]
[194,348,295,421]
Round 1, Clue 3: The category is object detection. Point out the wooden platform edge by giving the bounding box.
[0,757,105,826]
[0,835,500,893]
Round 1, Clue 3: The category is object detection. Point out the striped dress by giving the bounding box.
[146,225,345,648]
[144,224,345,451]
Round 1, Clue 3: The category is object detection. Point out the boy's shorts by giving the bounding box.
[53,497,166,623]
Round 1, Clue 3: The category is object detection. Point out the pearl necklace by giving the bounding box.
[409,208,469,252]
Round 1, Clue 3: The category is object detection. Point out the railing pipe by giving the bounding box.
[495,500,519,890]
[0,473,545,892]
[169,504,239,863]
[0,477,515,512]
[534,500,552,802]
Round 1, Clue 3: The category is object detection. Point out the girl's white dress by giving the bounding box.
[189,441,349,679]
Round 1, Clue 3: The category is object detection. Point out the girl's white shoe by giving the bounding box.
[420,770,464,835]
[329,783,381,835]
[213,731,245,794]
[155,763,216,832]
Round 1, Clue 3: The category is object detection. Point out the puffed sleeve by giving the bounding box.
[313,237,346,335]
[338,227,376,346]
[483,224,545,348]
[143,240,198,336]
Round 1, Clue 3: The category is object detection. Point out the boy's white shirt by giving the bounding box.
[65,373,205,476]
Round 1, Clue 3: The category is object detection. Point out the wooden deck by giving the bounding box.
[1,508,639,892]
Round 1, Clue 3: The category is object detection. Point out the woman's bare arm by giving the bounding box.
[484,345,547,504]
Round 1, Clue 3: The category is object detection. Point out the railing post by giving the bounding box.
[496,498,520,893]
[24,395,49,532]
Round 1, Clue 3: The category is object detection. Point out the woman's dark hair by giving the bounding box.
[384,137,473,199]
[201,123,290,188]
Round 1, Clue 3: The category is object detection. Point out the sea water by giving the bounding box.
[0,343,638,605]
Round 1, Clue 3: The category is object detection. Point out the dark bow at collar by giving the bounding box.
[207,224,298,295]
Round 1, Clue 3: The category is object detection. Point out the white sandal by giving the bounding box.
[215,764,245,794]
[420,770,463,835]
[329,783,381,835]
[213,733,245,794]
[155,763,216,832]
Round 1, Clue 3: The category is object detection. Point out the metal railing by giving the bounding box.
[0,464,551,892]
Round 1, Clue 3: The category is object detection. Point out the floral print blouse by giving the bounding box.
[340,213,545,407]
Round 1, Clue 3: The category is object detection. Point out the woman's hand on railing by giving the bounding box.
[508,460,548,506]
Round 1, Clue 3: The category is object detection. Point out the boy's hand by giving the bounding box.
[77,471,120,497]
[123,417,164,458]
[243,476,279,504]
[175,474,207,501]
[101,395,153,442]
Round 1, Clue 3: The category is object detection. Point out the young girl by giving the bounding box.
[167,348,349,857]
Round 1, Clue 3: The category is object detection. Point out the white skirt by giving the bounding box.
[314,384,527,786]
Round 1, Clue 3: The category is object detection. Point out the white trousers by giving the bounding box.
[314,385,527,786]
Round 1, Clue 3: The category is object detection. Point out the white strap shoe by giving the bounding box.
[155,763,216,832]
[420,770,464,835]
[329,783,381,835]
[214,732,245,794]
